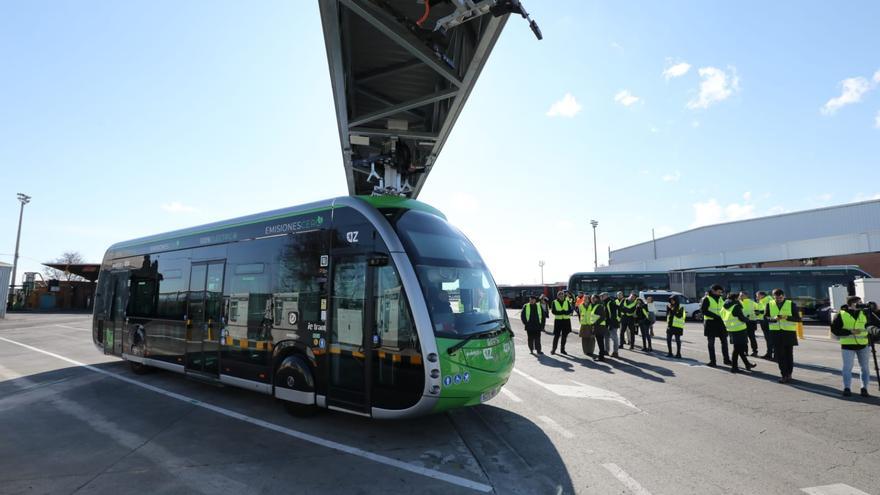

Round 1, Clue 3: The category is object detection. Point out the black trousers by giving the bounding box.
[666,331,681,355]
[707,334,730,364]
[552,319,572,353]
[526,328,542,353]
[729,331,752,369]
[620,316,635,346]
[760,320,774,358]
[776,339,794,377]
[639,321,652,349]
[746,321,759,353]
[595,325,607,356]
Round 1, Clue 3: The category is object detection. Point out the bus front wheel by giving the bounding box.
[275,354,319,417]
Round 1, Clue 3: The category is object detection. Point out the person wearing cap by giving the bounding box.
[601,292,620,358]
[830,295,874,397]
[701,284,731,367]
[521,295,545,355]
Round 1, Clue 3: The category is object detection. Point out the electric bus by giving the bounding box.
[92,196,513,419]
[498,284,567,308]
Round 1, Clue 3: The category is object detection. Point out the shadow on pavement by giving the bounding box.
[534,353,576,372]
[614,355,676,378]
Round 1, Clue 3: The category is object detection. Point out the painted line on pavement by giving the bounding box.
[0,336,493,493]
[602,463,652,495]
[500,387,523,403]
[537,415,574,439]
[513,368,641,410]
[801,483,871,495]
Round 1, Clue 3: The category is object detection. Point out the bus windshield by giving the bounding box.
[391,209,504,337]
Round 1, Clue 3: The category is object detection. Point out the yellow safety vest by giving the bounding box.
[553,299,570,320]
[721,303,747,333]
[755,295,772,318]
[621,299,637,317]
[741,298,756,321]
[839,310,869,346]
[523,303,543,322]
[704,295,723,321]
[669,306,686,329]
[768,300,797,332]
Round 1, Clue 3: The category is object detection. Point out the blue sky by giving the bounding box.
[2,0,879,286]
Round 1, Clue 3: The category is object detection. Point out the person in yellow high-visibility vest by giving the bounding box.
[755,290,775,361]
[722,292,757,373]
[739,291,760,357]
[701,284,731,367]
[521,295,546,355]
[551,291,573,355]
[768,288,802,383]
[830,296,873,397]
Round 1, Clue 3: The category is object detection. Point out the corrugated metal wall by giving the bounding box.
[608,200,880,271]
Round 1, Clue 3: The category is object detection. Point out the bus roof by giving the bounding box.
[107,196,444,253]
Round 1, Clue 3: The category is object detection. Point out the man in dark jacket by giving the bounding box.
[602,292,620,358]
[521,295,546,355]
[830,296,873,396]
[723,292,756,373]
[702,284,731,367]
[767,288,801,383]
[551,291,573,355]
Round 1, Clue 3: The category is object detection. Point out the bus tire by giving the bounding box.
[129,327,151,375]
[275,354,319,417]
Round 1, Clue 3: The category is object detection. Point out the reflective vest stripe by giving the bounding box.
[755,296,772,316]
[768,300,797,331]
[839,311,869,346]
[704,296,723,321]
[721,304,747,332]
[621,299,637,317]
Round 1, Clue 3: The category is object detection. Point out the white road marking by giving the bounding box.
[513,368,641,411]
[0,336,493,493]
[602,463,652,495]
[537,415,574,439]
[500,387,523,403]
[801,484,871,495]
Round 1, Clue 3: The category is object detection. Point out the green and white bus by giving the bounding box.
[92,196,513,418]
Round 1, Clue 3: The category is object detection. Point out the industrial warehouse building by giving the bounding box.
[605,199,880,277]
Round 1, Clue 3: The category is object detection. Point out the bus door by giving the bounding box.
[103,271,130,356]
[185,261,225,377]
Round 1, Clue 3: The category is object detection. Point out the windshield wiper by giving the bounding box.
[447,322,507,355]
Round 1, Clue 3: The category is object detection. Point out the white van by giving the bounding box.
[638,290,702,320]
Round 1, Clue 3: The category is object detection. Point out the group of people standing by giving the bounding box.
[520,286,878,396]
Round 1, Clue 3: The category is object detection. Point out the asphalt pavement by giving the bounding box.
[0,312,878,495]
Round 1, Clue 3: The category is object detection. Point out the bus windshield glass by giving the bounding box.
[391,209,504,337]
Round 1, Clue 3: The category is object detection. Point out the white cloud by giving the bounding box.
[610,41,623,51]
[742,191,752,201]
[874,70,880,84]
[663,61,691,80]
[816,193,833,202]
[546,93,582,117]
[661,171,681,182]
[691,198,756,227]
[687,66,740,110]
[875,110,880,129]
[614,89,640,107]
[650,126,659,133]
[853,192,880,202]
[821,77,872,115]
[691,120,701,128]
[161,201,196,213]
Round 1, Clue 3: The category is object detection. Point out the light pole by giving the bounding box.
[10,193,31,309]
[538,260,545,285]
[590,220,598,269]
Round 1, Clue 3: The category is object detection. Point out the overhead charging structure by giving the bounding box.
[319,0,540,198]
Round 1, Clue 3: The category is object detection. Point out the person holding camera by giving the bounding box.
[830,296,874,397]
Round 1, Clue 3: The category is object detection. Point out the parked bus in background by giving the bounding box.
[498,284,567,308]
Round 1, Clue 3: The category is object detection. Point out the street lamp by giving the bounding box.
[9,193,31,309]
[538,260,545,285]
[590,220,599,270]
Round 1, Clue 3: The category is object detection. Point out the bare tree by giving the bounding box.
[43,251,87,282]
